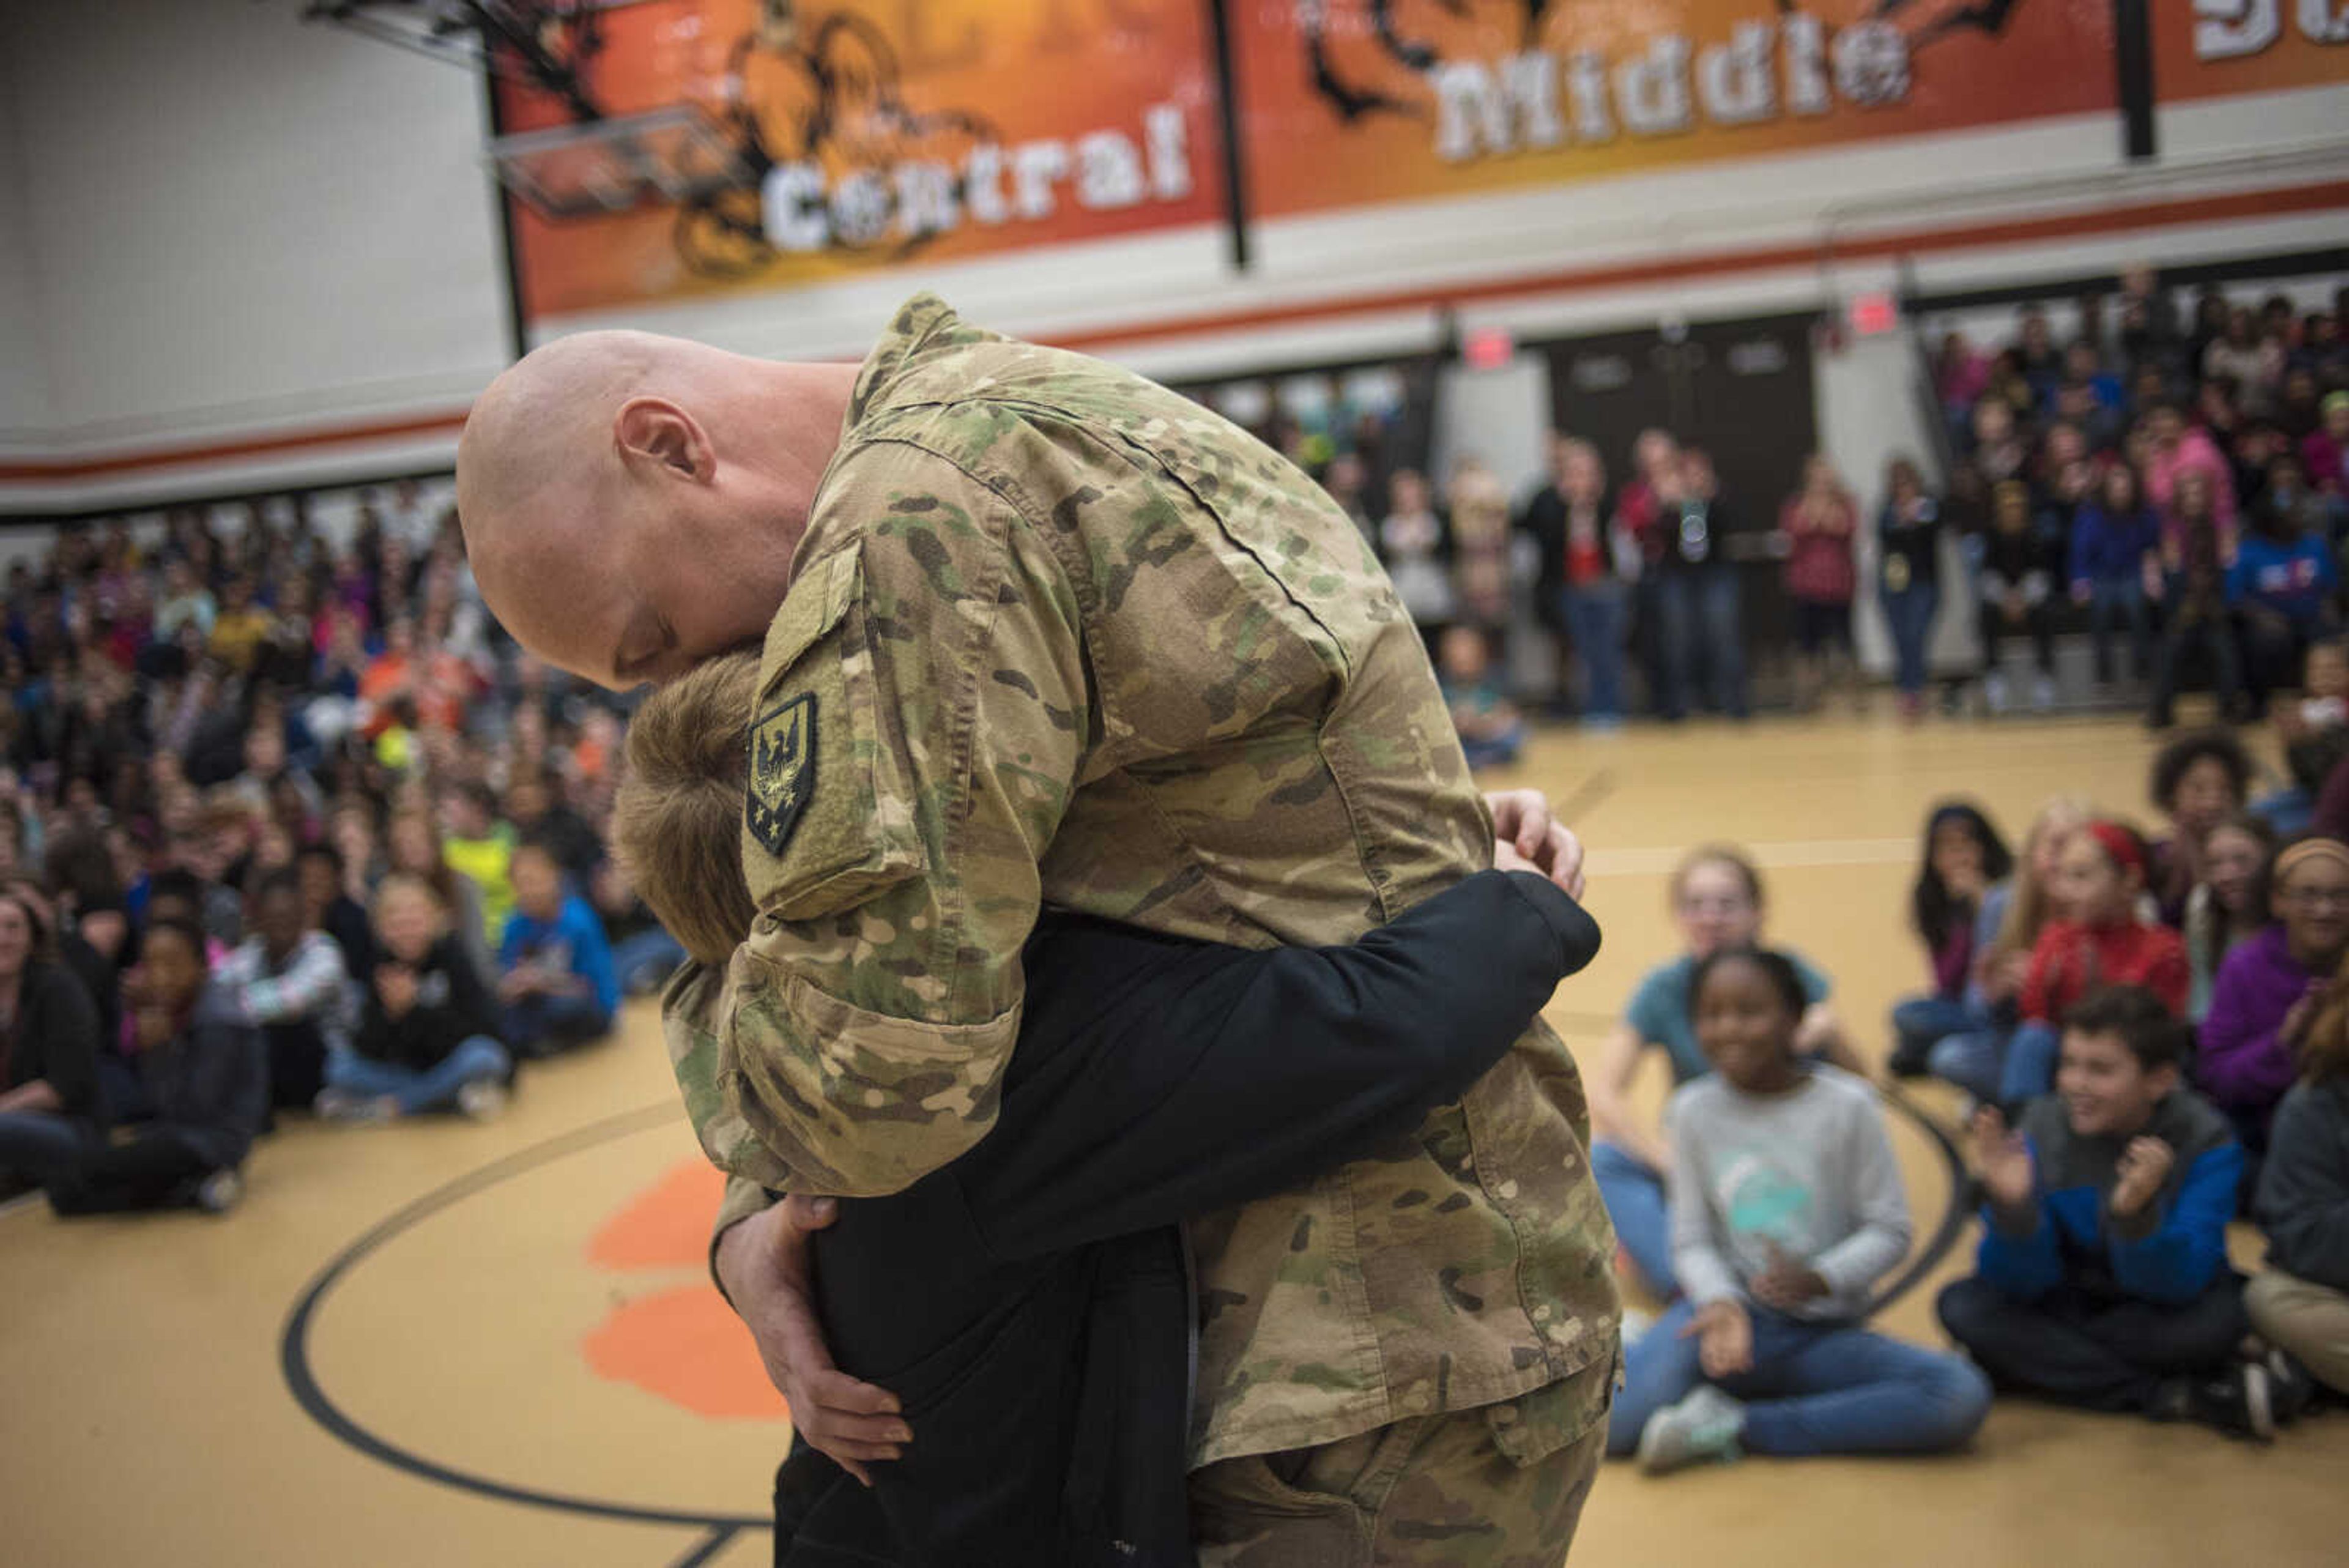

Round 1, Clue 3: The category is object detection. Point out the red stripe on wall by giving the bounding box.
[6,177,2343,487]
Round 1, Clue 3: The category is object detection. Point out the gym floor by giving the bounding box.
[4,712,2336,1567]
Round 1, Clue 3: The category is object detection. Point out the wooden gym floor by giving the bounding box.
[2,712,2338,1567]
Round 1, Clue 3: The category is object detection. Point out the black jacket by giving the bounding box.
[2256,1080,2349,1292]
[353,935,497,1072]
[134,987,269,1170]
[2,960,104,1123]
[772,870,1602,1567]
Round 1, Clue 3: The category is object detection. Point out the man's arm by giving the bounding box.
[964,869,1601,1260]
[689,448,1086,1198]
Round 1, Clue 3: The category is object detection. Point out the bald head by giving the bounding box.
[455,331,861,689]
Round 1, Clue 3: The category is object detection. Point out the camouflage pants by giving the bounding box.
[1189,1409,1607,1568]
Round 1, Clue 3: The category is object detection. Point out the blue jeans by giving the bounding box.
[1460,727,1525,770]
[1931,1027,2010,1104]
[1592,1140,1674,1297]
[612,927,689,995]
[2088,577,2153,684]
[1559,582,1629,724]
[1607,1299,1991,1458]
[1998,1019,2062,1107]
[1891,994,1984,1072]
[1882,582,1941,697]
[1655,568,1749,721]
[325,1036,511,1115]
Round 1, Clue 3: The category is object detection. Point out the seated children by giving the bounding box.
[213,869,355,1115]
[496,839,618,1058]
[618,653,1609,1564]
[1607,948,1991,1472]
[12,917,264,1214]
[1890,802,2013,1078]
[2259,640,2349,835]
[1939,986,2277,1439]
[2184,814,2275,1023]
[1929,797,2089,1101]
[2200,837,2349,1169]
[2247,979,2349,1396]
[296,841,375,979]
[317,875,510,1122]
[2148,730,2254,929]
[1590,847,1851,1298]
[1999,821,2188,1106]
[0,881,106,1194]
[1436,625,1525,770]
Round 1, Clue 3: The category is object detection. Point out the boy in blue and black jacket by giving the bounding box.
[1938,986,2288,1440]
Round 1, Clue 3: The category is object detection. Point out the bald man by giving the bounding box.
[459,294,1620,1566]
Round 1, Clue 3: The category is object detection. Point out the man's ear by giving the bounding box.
[614,396,713,481]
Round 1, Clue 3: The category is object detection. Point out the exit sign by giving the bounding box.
[1847,292,1901,336]
[1462,327,1516,370]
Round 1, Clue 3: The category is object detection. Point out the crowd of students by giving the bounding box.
[0,487,678,1214]
[1592,759,2349,1476]
[1337,273,2349,756]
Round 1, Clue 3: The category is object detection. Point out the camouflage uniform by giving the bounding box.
[666,294,1619,1559]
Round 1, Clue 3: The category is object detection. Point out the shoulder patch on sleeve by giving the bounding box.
[747,691,818,857]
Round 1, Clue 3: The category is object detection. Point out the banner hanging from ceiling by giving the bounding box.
[1230,1,2121,223]
[496,0,1224,324]
[2153,1,2349,102]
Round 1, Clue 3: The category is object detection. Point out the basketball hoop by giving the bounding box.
[489,105,754,218]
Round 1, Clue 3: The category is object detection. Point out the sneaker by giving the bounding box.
[1638,1384,1745,1475]
[314,1088,398,1125]
[1887,1035,1935,1079]
[2032,675,2058,712]
[195,1169,242,1214]
[1983,674,2009,715]
[456,1079,509,1121]
[2265,1350,2316,1426]
[2163,1364,2276,1443]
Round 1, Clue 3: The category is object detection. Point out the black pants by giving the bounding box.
[1977,600,2055,677]
[265,1019,329,1110]
[2149,612,2243,725]
[0,1117,221,1215]
[1937,1275,2247,1413]
[2240,611,2314,716]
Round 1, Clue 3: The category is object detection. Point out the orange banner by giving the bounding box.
[2153,1,2349,101]
[1233,1,2119,221]
[497,1,1223,322]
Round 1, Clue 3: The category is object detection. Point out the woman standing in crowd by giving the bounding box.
[1879,457,1945,721]
[1524,436,1633,730]
[1377,468,1456,660]
[1781,454,1860,713]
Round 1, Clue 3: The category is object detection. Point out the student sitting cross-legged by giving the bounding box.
[2246,972,2349,1400]
[316,875,510,1123]
[495,839,618,1060]
[1938,985,2295,1440]
[1606,948,1991,1474]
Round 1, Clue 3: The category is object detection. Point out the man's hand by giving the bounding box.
[714,1194,908,1485]
[2110,1136,2176,1218]
[1483,789,1586,901]
[1685,1298,1753,1379]
[1971,1105,2037,1213]
[1750,1243,1831,1312]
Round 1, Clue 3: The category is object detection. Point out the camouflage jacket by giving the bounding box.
[667,294,1619,1467]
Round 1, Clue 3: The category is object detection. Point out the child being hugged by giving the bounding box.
[1607,948,1991,1473]
[1890,802,2014,1079]
[1999,821,2189,1107]
[2247,967,2349,1397]
[1940,986,2295,1440]
[1590,848,1854,1298]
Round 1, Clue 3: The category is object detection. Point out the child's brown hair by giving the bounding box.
[612,652,760,968]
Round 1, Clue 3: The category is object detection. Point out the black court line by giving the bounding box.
[278,1099,773,1534]
[667,1525,744,1568]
